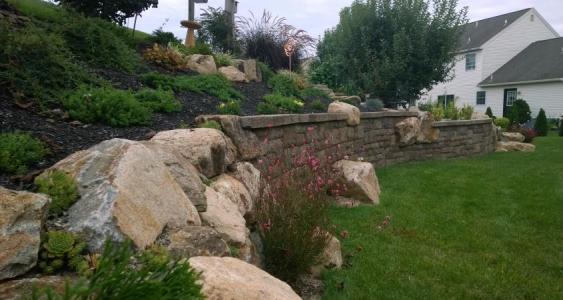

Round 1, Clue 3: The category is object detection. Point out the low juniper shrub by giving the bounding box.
[0,132,47,174]
[63,86,152,127]
[134,89,182,113]
[311,99,326,112]
[35,170,79,217]
[268,71,305,98]
[366,98,384,111]
[257,93,304,114]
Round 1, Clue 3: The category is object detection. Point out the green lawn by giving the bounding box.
[324,134,563,299]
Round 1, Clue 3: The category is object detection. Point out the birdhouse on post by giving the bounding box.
[181,0,208,48]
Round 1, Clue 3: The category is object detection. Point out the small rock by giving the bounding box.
[230,162,261,202]
[0,188,50,280]
[500,132,526,142]
[188,256,301,300]
[417,113,440,143]
[395,117,421,146]
[187,54,217,75]
[0,276,72,300]
[211,174,253,217]
[200,187,249,246]
[333,160,381,204]
[157,226,230,259]
[495,141,536,152]
[219,66,249,83]
[311,235,343,278]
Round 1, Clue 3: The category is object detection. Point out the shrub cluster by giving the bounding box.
[268,71,306,98]
[214,52,233,67]
[494,117,510,129]
[366,98,385,111]
[425,102,474,121]
[134,88,182,113]
[509,99,531,124]
[143,44,188,71]
[0,132,47,174]
[34,241,203,300]
[63,86,152,127]
[149,29,182,46]
[257,94,304,114]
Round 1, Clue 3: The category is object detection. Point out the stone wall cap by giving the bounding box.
[233,113,348,129]
[432,119,492,127]
[360,111,418,118]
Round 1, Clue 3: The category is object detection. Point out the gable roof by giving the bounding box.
[458,8,531,51]
[479,37,563,86]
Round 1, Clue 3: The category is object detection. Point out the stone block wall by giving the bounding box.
[200,111,496,171]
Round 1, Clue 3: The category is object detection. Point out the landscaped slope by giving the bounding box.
[324,134,562,299]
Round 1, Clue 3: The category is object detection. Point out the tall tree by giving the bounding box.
[311,0,468,103]
[56,0,158,25]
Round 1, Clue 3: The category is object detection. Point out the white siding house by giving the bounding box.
[420,8,562,118]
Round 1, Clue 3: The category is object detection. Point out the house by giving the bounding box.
[420,8,563,118]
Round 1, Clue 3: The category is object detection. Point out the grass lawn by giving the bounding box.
[324,133,562,299]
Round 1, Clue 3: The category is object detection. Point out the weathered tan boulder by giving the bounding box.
[233,59,261,82]
[472,111,491,120]
[188,256,301,300]
[333,160,381,204]
[219,66,249,83]
[211,174,253,216]
[230,162,261,201]
[0,276,71,300]
[328,101,360,126]
[496,141,536,152]
[196,115,266,161]
[501,132,526,143]
[143,142,207,211]
[151,129,237,178]
[311,235,343,278]
[0,188,50,280]
[417,113,440,143]
[200,188,249,246]
[187,54,217,75]
[332,95,361,107]
[395,117,421,146]
[157,226,230,259]
[48,139,201,251]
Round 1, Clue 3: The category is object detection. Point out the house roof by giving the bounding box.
[458,8,531,51]
[479,37,563,86]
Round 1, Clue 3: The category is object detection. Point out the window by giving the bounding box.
[465,53,476,71]
[476,91,486,105]
[506,90,517,106]
[438,94,455,107]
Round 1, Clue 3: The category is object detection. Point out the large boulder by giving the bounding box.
[196,115,266,161]
[417,113,440,143]
[328,101,360,126]
[0,276,70,300]
[189,256,301,300]
[472,111,491,120]
[496,141,536,152]
[151,129,237,178]
[157,226,230,259]
[219,66,249,83]
[143,142,207,212]
[200,188,249,246]
[333,160,381,204]
[187,54,217,75]
[48,139,201,251]
[501,132,526,142]
[230,162,261,201]
[233,59,261,82]
[395,117,421,146]
[332,95,361,107]
[211,174,253,217]
[0,188,50,280]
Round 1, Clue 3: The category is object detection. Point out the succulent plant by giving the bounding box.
[39,231,89,275]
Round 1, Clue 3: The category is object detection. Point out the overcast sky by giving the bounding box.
[127,0,563,43]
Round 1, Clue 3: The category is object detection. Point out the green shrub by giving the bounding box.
[268,72,305,98]
[134,89,182,113]
[418,102,433,112]
[64,86,152,127]
[311,99,326,111]
[198,120,222,130]
[35,170,79,217]
[149,29,181,46]
[141,73,243,102]
[62,16,140,72]
[214,52,233,67]
[459,105,474,120]
[485,107,494,119]
[258,94,304,114]
[217,100,241,115]
[431,105,444,121]
[494,117,510,129]
[38,231,88,275]
[445,104,459,120]
[7,0,61,22]
[366,98,385,111]
[533,108,548,136]
[34,240,204,299]
[143,44,188,71]
[170,42,213,56]
[257,61,275,83]
[0,20,95,108]
[509,99,531,124]
[560,119,563,137]
[301,87,328,99]
[0,132,47,174]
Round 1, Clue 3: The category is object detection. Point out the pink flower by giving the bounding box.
[307,126,315,132]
